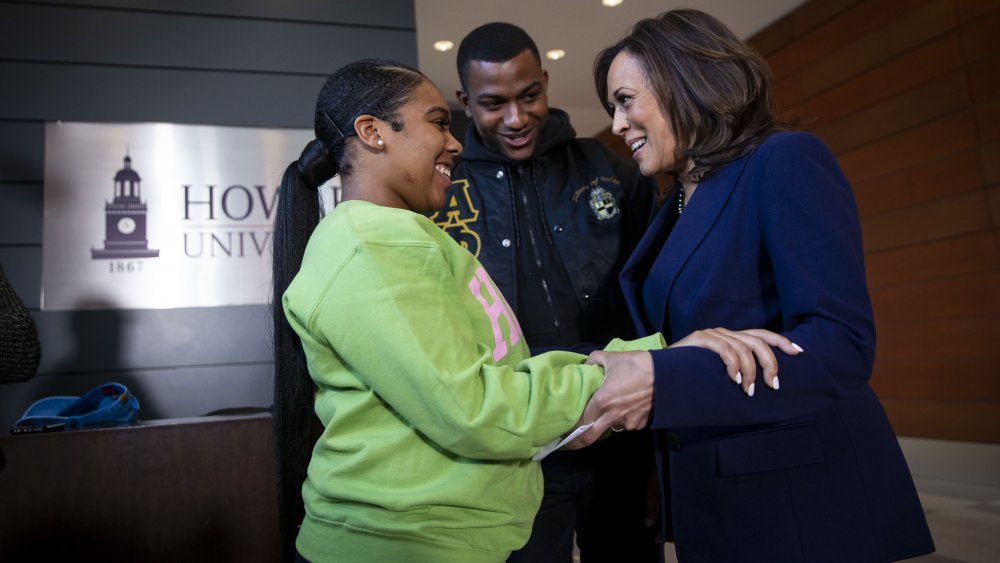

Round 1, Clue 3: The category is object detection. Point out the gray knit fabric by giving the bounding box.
[0,267,40,383]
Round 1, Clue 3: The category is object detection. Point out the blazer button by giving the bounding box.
[667,433,681,451]
[496,170,504,179]
[501,239,511,248]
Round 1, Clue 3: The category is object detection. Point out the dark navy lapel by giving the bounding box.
[621,155,752,334]
[620,193,675,335]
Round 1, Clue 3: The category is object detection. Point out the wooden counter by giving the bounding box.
[0,412,281,562]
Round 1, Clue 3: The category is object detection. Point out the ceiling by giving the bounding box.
[414,0,808,137]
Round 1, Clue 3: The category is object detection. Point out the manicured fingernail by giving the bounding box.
[772,376,780,390]
[747,382,755,397]
[792,343,804,352]
[736,371,743,385]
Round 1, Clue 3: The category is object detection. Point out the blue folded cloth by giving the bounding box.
[15,382,139,430]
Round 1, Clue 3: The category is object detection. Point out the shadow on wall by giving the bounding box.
[27,297,161,421]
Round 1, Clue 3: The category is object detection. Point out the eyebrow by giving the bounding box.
[476,81,543,102]
[425,106,450,118]
[611,87,632,98]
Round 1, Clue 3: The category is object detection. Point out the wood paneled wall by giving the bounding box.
[750,0,1000,443]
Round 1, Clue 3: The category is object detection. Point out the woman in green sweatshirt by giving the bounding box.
[272,59,790,563]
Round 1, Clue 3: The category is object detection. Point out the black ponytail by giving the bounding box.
[296,138,337,187]
[271,154,323,563]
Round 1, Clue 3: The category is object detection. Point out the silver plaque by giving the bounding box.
[42,121,336,311]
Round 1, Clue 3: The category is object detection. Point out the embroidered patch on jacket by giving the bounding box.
[589,187,620,220]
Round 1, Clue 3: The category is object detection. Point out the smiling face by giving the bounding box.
[377,81,462,213]
[458,49,549,162]
[606,51,679,177]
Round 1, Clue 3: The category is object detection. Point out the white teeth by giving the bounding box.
[436,164,451,178]
[629,138,647,152]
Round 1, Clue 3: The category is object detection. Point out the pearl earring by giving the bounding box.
[377,138,384,147]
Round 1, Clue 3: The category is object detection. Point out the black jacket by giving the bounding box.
[431,109,654,351]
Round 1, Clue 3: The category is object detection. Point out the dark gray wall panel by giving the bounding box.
[0,3,417,75]
[0,182,42,244]
[0,246,41,308]
[0,122,44,182]
[14,0,416,28]
[0,62,327,127]
[32,305,274,373]
[2,363,273,424]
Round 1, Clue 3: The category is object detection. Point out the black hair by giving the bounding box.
[594,9,782,184]
[456,22,541,90]
[271,58,425,563]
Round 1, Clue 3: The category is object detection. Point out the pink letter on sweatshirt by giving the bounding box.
[468,267,521,361]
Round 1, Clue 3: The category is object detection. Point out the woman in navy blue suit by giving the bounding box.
[572,9,935,563]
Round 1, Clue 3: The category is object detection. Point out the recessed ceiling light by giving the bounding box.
[603,0,624,7]
[546,49,566,61]
[433,40,454,52]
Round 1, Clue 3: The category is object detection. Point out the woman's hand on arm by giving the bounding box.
[562,328,801,449]
[670,328,802,396]
[563,350,654,448]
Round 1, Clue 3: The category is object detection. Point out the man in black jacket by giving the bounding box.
[431,22,661,563]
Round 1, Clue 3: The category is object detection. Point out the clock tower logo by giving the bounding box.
[92,151,160,260]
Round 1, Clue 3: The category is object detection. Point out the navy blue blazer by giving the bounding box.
[621,132,934,562]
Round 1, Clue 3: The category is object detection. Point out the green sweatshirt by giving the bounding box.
[283,200,662,562]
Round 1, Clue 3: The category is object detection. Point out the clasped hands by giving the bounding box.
[564,328,803,449]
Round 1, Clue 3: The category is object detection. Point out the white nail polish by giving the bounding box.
[792,343,804,353]
[736,371,743,385]
[747,383,755,397]
[772,376,780,390]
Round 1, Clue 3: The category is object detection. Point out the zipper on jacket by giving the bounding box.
[516,164,560,331]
